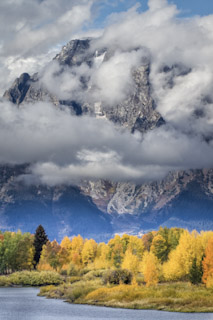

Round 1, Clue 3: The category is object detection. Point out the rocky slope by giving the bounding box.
[1,39,213,239]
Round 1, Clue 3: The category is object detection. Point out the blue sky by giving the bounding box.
[94,0,213,28]
[170,0,213,16]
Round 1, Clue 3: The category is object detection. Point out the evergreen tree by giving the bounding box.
[33,225,48,268]
[189,257,203,285]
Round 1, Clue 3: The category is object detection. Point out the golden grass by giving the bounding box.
[83,283,213,312]
[36,270,213,312]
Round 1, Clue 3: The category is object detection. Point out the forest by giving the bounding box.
[1,226,213,312]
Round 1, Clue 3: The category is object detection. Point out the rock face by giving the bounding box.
[1,39,213,239]
[101,65,164,133]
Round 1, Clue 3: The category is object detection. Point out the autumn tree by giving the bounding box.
[61,236,72,264]
[121,234,130,253]
[82,239,97,266]
[108,235,124,268]
[163,230,204,281]
[39,240,68,271]
[33,225,48,268]
[71,235,84,267]
[122,249,140,275]
[142,232,155,251]
[141,251,159,287]
[94,243,111,269]
[202,237,213,287]
[127,235,144,259]
[151,227,184,263]
[151,234,168,263]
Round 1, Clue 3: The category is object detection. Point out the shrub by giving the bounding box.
[103,269,132,285]
[79,268,90,276]
[69,276,81,284]
[60,269,67,276]
[67,264,79,276]
[0,276,10,286]
[0,271,63,286]
[82,270,106,281]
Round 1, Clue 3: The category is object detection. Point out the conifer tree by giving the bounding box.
[33,225,48,268]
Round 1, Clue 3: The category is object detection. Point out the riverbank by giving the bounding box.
[1,270,213,312]
[0,270,62,286]
[1,287,211,320]
[39,278,213,313]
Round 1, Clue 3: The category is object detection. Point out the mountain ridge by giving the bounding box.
[1,38,213,240]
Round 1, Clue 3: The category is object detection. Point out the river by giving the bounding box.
[0,287,213,320]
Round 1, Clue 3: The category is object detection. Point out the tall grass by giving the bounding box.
[84,282,213,312]
[0,271,62,286]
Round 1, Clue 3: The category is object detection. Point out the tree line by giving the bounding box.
[1,226,213,287]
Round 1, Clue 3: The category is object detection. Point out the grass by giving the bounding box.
[39,278,102,302]
[39,279,213,313]
[2,269,213,312]
[0,270,62,286]
[84,282,213,312]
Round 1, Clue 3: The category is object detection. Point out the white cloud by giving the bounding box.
[0,101,212,186]
[0,0,95,94]
[1,0,213,185]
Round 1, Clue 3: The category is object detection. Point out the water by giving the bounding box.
[0,287,213,320]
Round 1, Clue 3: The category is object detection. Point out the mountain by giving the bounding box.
[1,39,213,240]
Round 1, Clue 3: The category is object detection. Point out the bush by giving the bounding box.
[60,269,67,276]
[67,264,79,276]
[0,271,63,286]
[103,269,132,285]
[0,276,10,286]
[82,270,106,281]
[79,268,90,276]
[69,276,81,284]
[136,274,144,285]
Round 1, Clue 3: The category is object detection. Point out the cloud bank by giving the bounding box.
[0,101,212,185]
[1,0,213,185]
[0,0,96,94]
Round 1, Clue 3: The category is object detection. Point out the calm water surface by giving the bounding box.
[0,287,213,320]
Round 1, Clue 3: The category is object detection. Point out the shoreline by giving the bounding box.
[1,283,213,313]
[38,282,213,313]
[39,295,213,313]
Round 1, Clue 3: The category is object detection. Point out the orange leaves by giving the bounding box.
[202,237,213,286]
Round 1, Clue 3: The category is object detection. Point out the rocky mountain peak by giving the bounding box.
[3,72,31,104]
[54,38,92,67]
[1,38,213,239]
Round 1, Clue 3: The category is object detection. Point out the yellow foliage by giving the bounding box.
[108,235,124,268]
[163,230,204,281]
[93,243,111,269]
[37,263,54,271]
[82,239,97,266]
[122,249,140,275]
[205,276,213,288]
[127,235,144,259]
[202,237,213,285]
[71,235,84,253]
[61,236,72,254]
[151,234,167,259]
[71,235,84,267]
[141,251,159,287]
